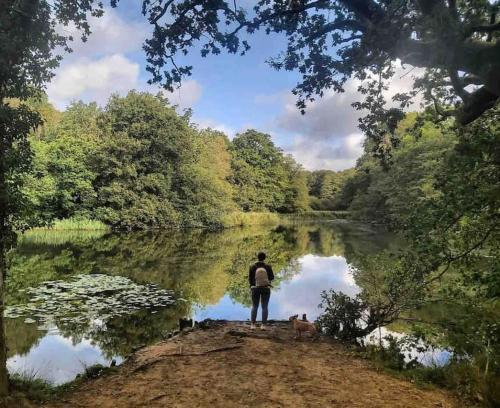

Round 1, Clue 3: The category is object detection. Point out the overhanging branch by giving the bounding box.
[457,86,499,124]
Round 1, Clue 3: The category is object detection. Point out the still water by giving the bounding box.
[5,221,443,385]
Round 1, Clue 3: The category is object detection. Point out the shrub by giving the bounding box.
[316,290,371,343]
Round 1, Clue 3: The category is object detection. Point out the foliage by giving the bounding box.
[24,101,103,224]
[307,169,356,210]
[92,91,194,229]
[0,0,107,239]
[325,108,500,405]
[342,113,456,227]
[20,95,313,231]
[139,0,500,158]
[180,129,235,227]
[230,130,307,213]
[316,290,369,343]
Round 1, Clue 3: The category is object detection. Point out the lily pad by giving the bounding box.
[5,274,175,330]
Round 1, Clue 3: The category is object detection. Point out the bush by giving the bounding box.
[316,290,372,343]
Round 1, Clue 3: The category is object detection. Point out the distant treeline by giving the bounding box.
[21,91,315,230]
[20,91,454,231]
[308,113,457,229]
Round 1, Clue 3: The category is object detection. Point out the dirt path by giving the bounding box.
[42,321,459,408]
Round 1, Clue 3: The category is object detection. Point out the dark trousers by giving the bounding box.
[251,287,271,323]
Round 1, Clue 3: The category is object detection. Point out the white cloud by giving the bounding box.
[268,62,424,170]
[271,255,359,320]
[276,81,362,142]
[193,117,235,138]
[285,133,364,171]
[47,54,140,109]
[58,8,149,57]
[163,80,203,110]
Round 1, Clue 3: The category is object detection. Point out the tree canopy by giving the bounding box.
[20,93,313,230]
[139,0,499,131]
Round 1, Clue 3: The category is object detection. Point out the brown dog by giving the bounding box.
[289,314,317,339]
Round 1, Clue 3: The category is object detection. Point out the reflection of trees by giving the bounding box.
[5,318,44,358]
[6,221,390,358]
[55,306,189,358]
[334,222,401,265]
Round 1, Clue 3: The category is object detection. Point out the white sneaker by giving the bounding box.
[250,323,257,330]
[260,324,266,330]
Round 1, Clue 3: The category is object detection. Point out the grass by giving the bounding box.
[9,364,117,403]
[10,370,58,402]
[360,344,498,407]
[221,212,281,227]
[221,210,349,228]
[18,229,107,246]
[282,210,349,220]
[17,217,109,244]
[44,218,109,231]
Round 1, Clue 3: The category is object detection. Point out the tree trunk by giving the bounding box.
[0,255,8,405]
[0,138,9,402]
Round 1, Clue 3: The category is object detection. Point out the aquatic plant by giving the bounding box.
[5,274,175,330]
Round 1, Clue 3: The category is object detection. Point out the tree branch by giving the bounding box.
[151,0,175,24]
[449,69,469,101]
[305,20,365,42]
[227,0,330,36]
[471,21,500,34]
[337,0,384,26]
[457,86,499,125]
[425,223,497,285]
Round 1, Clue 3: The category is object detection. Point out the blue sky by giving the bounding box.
[46,3,418,170]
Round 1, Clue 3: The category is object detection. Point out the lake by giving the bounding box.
[5,220,447,385]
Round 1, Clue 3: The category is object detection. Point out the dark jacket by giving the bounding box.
[249,261,274,287]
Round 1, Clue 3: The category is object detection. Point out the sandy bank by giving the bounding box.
[40,320,458,408]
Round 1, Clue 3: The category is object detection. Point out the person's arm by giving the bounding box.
[249,265,256,287]
[267,265,274,281]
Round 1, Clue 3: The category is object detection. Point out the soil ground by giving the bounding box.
[40,321,460,408]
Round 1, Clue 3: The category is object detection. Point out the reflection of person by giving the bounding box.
[249,252,274,329]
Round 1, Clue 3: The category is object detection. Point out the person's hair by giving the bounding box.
[257,252,266,261]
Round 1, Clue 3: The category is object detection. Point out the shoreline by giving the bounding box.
[21,211,350,234]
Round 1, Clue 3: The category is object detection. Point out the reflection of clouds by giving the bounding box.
[196,254,359,322]
[270,255,359,320]
[7,331,122,385]
[193,296,248,321]
[367,327,451,367]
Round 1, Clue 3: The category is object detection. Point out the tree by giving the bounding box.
[180,128,235,227]
[285,166,310,213]
[230,130,295,212]
[92,92,194,229]
[1,0,107,399]
[344,112,456,227]
[23,101,103,223]
[308,169,355,210]
[140,0,499,134]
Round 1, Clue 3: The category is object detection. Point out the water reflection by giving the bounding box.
[7,331,123,385]
[6,221,396,383]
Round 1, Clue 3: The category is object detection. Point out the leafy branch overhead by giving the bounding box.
[138,0,499,129]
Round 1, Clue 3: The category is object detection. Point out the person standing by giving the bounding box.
[249,252,274,329]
